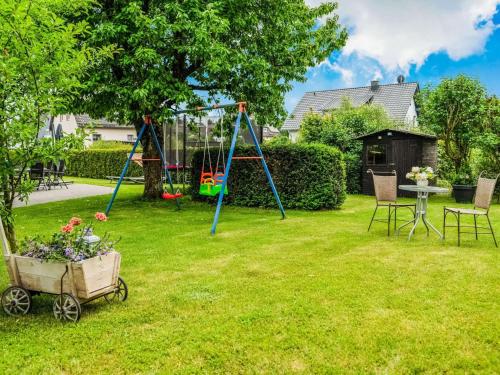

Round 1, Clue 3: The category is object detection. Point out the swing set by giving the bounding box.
[105,102,285,235]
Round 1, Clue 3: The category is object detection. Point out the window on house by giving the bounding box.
[127,134,135,142]
[92,133,102,142]
[367,144,387,165]
[59,115,63,121]
[66,115,70,120]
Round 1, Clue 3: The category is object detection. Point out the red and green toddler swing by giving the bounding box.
[199,112,228,197]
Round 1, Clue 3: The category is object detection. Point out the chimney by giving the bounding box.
[397,75,405,84]
[370,80,379,91]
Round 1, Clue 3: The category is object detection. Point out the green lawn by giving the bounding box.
[1,182,499,374]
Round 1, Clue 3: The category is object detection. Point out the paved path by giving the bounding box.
[13,184,114,208]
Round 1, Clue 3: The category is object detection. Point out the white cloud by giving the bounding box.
[307,0,499,77]
[317,59,354,85]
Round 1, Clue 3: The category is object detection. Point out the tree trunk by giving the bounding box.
[1,194,17,252]
[3,218,17,253]
[134,118,163,199]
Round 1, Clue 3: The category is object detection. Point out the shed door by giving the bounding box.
[392,140,420,196]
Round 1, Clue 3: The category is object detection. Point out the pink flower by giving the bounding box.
[95,212,108,222]
[61,224,74,233]
[69,217,82,226]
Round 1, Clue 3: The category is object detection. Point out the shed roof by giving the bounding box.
[355,128,436,140]
[282,82,418,131]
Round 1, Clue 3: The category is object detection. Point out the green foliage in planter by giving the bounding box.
[67,150,144,179]
[191,143,346,210]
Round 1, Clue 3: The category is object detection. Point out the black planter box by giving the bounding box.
[453,185,476,203]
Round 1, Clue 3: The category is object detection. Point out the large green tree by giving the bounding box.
[475,96,499,178]
[74,0,347,198]
[0,0,92,248]
[418,75,487,180]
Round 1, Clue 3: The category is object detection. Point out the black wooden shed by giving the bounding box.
[355,128,437,197]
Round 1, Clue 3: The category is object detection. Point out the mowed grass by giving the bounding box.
[1,181,499,374]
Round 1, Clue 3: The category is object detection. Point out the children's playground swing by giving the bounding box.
[199,108,228,197]
[105,102,285,235]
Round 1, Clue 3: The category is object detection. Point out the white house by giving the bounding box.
[282,77,419,142]
[55,114,137,146]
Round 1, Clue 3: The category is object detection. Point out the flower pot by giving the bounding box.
[452,185,476,203]
[417,179,429,187]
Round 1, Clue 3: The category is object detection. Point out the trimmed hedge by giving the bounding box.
[344,152,363,194]
[191,143,346,210]
[67,150,144,179]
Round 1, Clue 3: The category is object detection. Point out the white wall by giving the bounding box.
[404,99,418,127]
[91,127,136,144]
[54,114,136,146]
[55,114,79,134]
[288,130,299,143]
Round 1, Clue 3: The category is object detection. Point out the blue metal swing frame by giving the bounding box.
[105,116,179,215]
[104,103,285,235]
[210,103,285,234]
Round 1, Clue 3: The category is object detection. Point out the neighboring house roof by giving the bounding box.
[355,128,436,140]
[75,114,135,129]
[282,81,419,131]
[263,126,280,138]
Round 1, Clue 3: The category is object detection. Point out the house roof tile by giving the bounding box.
[282,82,419,131]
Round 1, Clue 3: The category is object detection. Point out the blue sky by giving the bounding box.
[285,1,500,113]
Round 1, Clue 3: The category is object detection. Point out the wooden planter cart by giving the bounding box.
[1,221,128,322]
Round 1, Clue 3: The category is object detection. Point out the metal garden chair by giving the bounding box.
[29,162,51,190]
[443,172,499,247]
[367,169,416,236]
[51,160,69,189]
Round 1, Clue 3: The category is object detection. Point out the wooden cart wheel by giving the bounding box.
[53,293,81,322]
[1,286,32,316]
[104,277,128,303]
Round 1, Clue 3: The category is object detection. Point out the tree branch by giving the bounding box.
[188,84,220,91]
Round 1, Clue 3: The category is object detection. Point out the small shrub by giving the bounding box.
[191,143,346,210]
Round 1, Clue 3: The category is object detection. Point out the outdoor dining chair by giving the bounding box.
[367,169,416,236]
[51,160,69,189]
[29,162,51,190]
[443,172,499,247]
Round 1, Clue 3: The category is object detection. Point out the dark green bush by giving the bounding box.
[343,152,362,194]
[191,143,346,210]
[67,150,143,179]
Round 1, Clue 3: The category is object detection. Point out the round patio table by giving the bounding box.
[398,185,449,240]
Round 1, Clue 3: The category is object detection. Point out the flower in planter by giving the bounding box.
[61,224,74,233]
[406,166,435,182]
[69,217,82,226]
[19,216,117,262]
[95,212,107,222]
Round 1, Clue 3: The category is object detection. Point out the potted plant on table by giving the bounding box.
[406,166,435,187]
[449,167,476,203]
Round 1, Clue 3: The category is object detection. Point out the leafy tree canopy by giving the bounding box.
[417,74,487,177]
[299,98,394,151]
[71,0,348,198]
[0,0,94,247]
[73,0,348,126]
